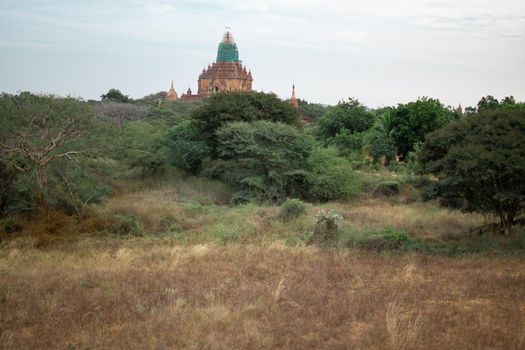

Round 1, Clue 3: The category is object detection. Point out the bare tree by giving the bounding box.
[0,116,82,213]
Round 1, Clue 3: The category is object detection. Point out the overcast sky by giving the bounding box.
[1,0,524,107]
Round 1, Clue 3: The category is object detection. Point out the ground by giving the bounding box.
[1,242,524,349]
[1,176,524,349]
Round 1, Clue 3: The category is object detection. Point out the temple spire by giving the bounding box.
[290,84,299,109]
[166,80,178,101]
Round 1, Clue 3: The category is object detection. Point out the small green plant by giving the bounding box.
[106,214,143,236]
[279,198,306,222]
[361,227,410,250]
[313,209,343,242]
[373,181,401,197]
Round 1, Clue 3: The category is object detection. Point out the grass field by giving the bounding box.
[1,241,524,349]
[1,176,524,349]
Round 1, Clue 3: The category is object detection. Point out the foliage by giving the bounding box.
[420,109,525,234]
[0,92,99,213]
[191,91,299,155]
[100,88,132,103]
[391,97,457,160]
[0,159,17,216]
[306,147,361,201]
[348,227,410,251]
[317,98,374,141]
[105,213,143,236]
[297,100,330,121]
[279,198,307,222]
[366,109,397,165]
[475,95,525,113]
[373,181,401,197]
[165,120,211,175]
[332,129,365,157]
[213,121,314,202]
[119,121,168,175]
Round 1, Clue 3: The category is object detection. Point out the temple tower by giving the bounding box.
[290,84,299,109]
[197,29,253,96]
[165,81,178,101]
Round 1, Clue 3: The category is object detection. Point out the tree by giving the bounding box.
[366,109,397,165]
[476,95,500,112]
[165,120,211,175]
[191,91,299,155]
[317,98,374,141]
[306,147,360,201]
[297,99,330,121]
[213,121,314,202]
[100,88,132,103]
[391,97,457,160]
[0,92,93,213]
[420,110,525,234]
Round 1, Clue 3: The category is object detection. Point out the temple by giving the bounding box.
[168,29,253,102]
[290,84,299,109]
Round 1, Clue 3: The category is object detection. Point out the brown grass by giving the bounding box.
[1,240,524,349]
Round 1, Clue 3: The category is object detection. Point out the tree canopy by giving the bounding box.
[191,91,299,156]
[100,88,132,103]
[317,98,374,140]
[420,109,525,234]
[391,97,457,159]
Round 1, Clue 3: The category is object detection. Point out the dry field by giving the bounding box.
[1,240,524,349]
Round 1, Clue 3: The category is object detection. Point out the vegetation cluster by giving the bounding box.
[0,89,524,240]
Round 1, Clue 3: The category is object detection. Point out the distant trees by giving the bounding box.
[390,97,458,160]
[191,91,299,156]
[317,98,374,141]
[475,95,525,112]
[100,88,132,103]
[420,110,525,234]
[297,99,330,121]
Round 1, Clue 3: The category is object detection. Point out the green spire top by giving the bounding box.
[216,29,239,62]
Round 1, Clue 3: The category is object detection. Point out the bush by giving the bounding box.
[214,121,314,202]
[373,181,401,197]
[279,198,306,222]
[344,227,410,251]
[317,98,374,141]
[165,120,211,175]
[306,148,361,201]
[191,91,299,155]
[106,213,143,236]
[420,109,525,234]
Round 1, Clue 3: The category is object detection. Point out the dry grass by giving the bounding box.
[332,198,485,239]
[1,241,524,349]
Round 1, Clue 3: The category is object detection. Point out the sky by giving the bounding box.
[0,0,524,108]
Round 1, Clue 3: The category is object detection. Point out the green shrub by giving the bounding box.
[373,181,401,197]
[279,198,306,222]
[165,120,211,175]
[306,148,361,201]
[215,121,314,202]
[106,213,143,236]
[358,227,410,250]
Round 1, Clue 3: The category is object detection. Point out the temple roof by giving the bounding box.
[216,29,239,62]
[199,61,252,81]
